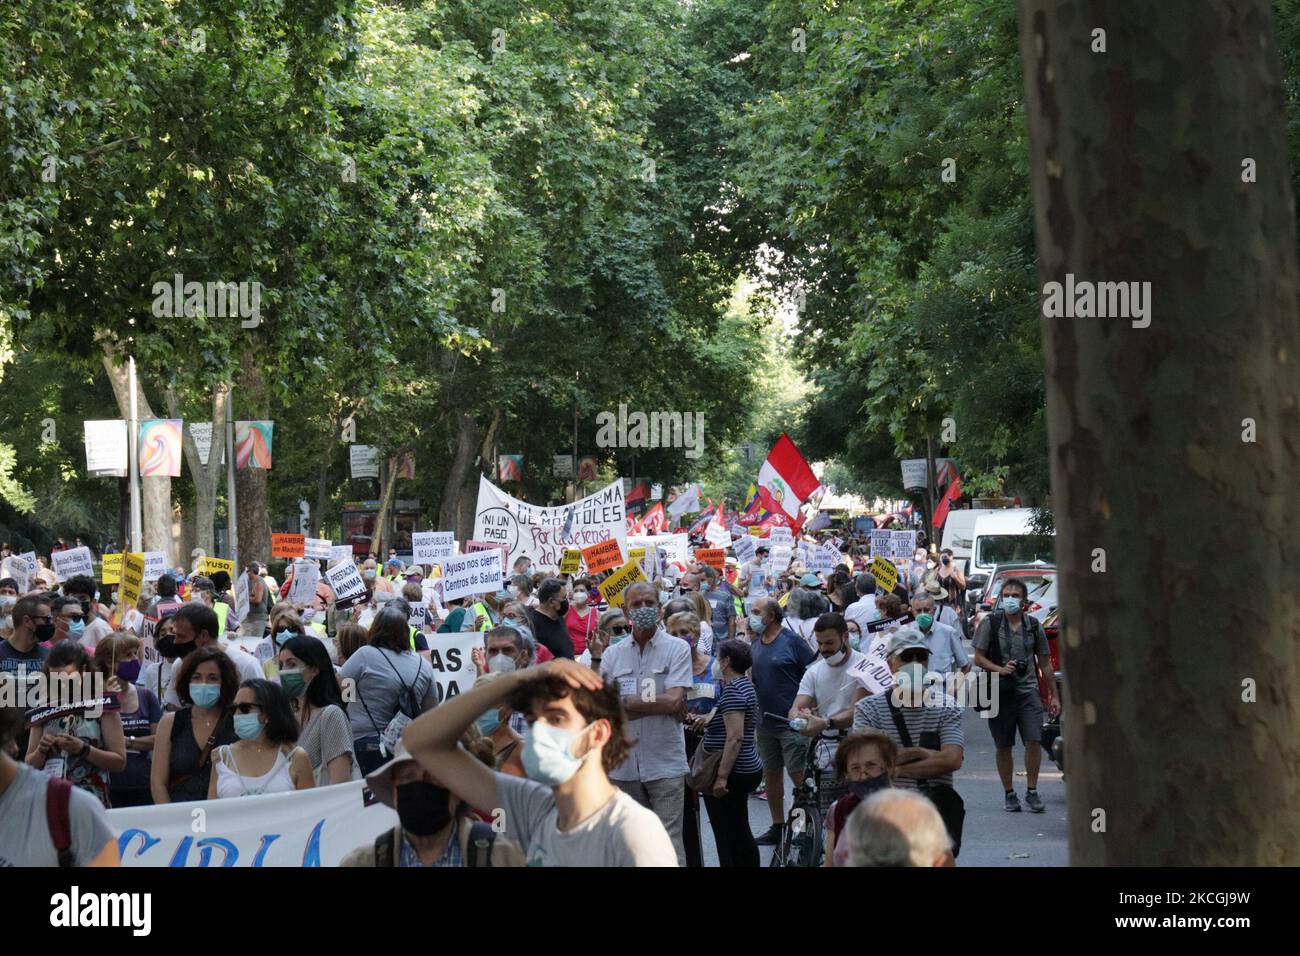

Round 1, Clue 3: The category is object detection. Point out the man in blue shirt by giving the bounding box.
[747,597,816,845]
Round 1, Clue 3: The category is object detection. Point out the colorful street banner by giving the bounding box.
[235,421,274,470]
[139,419,183,477]
[497,454,524,482]
[83,420,129,477]
[108,779,397,867]
[473,476,627,570]
[390,453,415,481]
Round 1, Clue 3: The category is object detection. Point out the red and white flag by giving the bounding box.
[757,433,820,523]
[642,502,667,534]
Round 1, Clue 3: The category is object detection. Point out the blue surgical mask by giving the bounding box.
[476,709,503,735]
[189,683,221,708]
[747,614,764,632]
[522,720,591,786]
[66,619,86,638]
[849,635,861,650]
[1000,597,1023,615]
[233,712,264,740]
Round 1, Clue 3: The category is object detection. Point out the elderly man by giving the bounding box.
[599,581,692,865]
[909,591,970,677]
[843,789,955,867]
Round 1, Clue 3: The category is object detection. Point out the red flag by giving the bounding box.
[933,475,963,529]
[642,502,667,534]
[757,434,820,521]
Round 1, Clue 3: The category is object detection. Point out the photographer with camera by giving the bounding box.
[972,579,1060,813]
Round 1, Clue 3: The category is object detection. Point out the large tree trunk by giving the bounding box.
[166,383,230,556]
[234,357,272,562]
[101,343,173,563]
[439,412,482,533]
[370,457,401,558]
[1019,0,1300,864]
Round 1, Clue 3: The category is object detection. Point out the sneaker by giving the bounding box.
[753,784,768,802]
[754,824,782,846]
[1025,789,1045,813]
[1004,791,1022,812]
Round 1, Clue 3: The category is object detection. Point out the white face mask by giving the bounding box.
[572,590,588,605]
[823,645,850,666]
[711,658,724,680]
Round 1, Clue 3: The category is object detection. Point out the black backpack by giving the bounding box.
[977,611,1044,711]
[373,821,497,867]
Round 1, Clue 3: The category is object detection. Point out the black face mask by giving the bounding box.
[850,775,891,800]
[33,621,56,643]
[157,635,196,661]
[557,599,569,616]
[396,781,453,836]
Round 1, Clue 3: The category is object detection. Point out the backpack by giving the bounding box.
[374,821,497,867]
[977,610,1045,711]
[46,777,75,867]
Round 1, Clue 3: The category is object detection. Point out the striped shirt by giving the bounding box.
[702,677,762,775]
[852,693,964,789]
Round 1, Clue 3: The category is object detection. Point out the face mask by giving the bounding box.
[189,683,221,708]
[658,590,669,603]
[850,776,890,800]
[823,645,850,666]
[275,629,296,648]
[507,586,520,598]
[747,614,764,633]
[572,591,588,605]
[279,668,308,698]
[926,561,936,570]
[608,629,630,645]
[34,621,57,643]
[557,599,569,616]
[893,662,926,704]
[233,712,264,740]
[522,720,591,787]
[916,613,934,632]
[1000,597,1023,615]
[700,583,711,594]
[711,658,724,680]
[116,660,142,684]
[628,606,660,632]
[67,619,85,639]
[487,653,517,674]
[848,635,861,651]
[396,781,454,836]
[476,709,503,735]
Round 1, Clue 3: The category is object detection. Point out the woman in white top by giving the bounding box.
[208,678,314,799]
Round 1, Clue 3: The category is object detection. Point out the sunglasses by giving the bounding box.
[233,703,262,715]
[607,626,630,636]
[898,650,930,664]
[670,631,695,640]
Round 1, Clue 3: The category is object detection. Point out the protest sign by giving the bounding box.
[408,604,428,630]
[120,553,146,608]
[638,545,659,581]
[628,532,690,566]
[2,555,31,594]
[199,556,236,579]
[869,556,899,593]
[329,545,353,565]
[810,542,843,573]
[847,635,895,694]
[890,530,918,559]
[732,535,756,564]
[473,475,627,569]
[51,547,94,582]
[288,560,321,606]
[426,632,482,703]
[412,531,455,564]
[234,571,250,623]
[441,550,505,603]
[598,560,648,609]
[581,538,624,575]
[694,548,725,572]
[272,533,306,559]
[83,420,129,477]
[108,779,398,867]
[141,551,167,583]
[705,521,730,548]
[101,553,123,584]
[628,546,646,566]
[768,526,794,546]
[304,538,332,561]
[325,560,367,603]
[869,530,893,559]
[559,549,582,575]
[139,616,160,665]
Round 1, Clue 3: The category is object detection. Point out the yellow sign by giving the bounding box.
[749,528,764,536]
[120,552,146,608]
[200,557,236,578]
[559,550,582,576]
[598,560,648,609]
[101,553,124,584]
[628,547,646,565]
[869,556,898,594]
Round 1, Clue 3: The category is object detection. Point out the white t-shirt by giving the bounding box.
[495,772,678,866]
[796,648,868,719]
[79,617,114,650]
[844,595,880,634]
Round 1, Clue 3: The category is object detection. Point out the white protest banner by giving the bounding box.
[768,545,792,574]
[473,475,627,570]
[426,632,482,703]
[440,550,505,603]
[732,535,756,564]
[108,779,397,867]
[2,556,30,594]
[325,559,367,603]
[848,636,894,695]
[901,458,928,491]
[768,526,794,547]
[84,420,128,477]
[143,551,167,583]
[349,444,379,479]
[329,545,353,565]
[234,571,250,623]
[408,604,429,630]
[288,560,321,606]
[628,532,690,566]
[638,545,659,581]
[412,531,455,564]
[869,530,893,559]
[51,547,94,582]
[421,579,441,607]
[705,521,730,548]
[304,537,332,560]
[890,530,918,559]
[810,542,843,573]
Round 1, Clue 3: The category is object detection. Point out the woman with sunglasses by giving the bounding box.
[208,679,314,798]
[578,608,630,670]
[277,634,358,785]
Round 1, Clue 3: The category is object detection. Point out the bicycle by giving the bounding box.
[767,730,846,868]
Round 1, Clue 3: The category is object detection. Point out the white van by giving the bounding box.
[940,509,999,565]
[967,508,1055,582]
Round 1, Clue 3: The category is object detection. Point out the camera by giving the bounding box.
[1009,659,1029,678]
